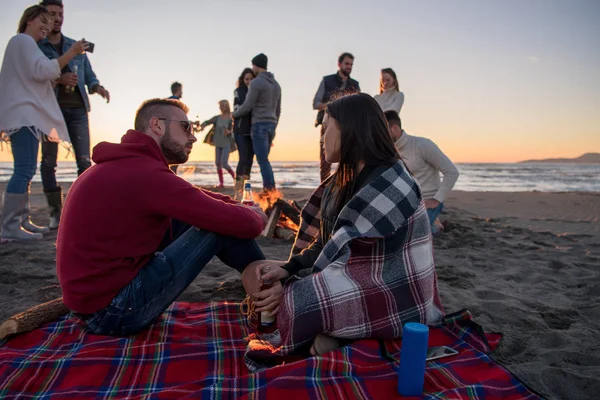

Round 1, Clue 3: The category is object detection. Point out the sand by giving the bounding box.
[1,183,599,399]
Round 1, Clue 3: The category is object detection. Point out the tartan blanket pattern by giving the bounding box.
[0,302,542,399]
[273,161,444,358]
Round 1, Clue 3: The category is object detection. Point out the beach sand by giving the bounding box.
[1,183,598,399]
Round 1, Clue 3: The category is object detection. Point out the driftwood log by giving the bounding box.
[275,199,301,226]
[261,204,281,238]
[274,227,295,241]
[0,297,69,340]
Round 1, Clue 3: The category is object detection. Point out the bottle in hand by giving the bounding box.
[241,181,254,206]
[258,265,277,333]
[66,64,78,92]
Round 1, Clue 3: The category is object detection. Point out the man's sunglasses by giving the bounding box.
[158,118,195,135]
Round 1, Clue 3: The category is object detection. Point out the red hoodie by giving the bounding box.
[57,130,265,314]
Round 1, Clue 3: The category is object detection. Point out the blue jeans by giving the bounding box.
[41,108,91,192]
[6,128,39,194]
[251,122,276,190]
[427,202,444,235]
[81,221,265,336]
[235,133,254,177]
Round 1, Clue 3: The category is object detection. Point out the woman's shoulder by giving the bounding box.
[8,34,34,48]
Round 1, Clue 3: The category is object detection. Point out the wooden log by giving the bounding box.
[274,227,295,241]
[275,199,300,226]
[261,204,281,238]
[0,297,69,340]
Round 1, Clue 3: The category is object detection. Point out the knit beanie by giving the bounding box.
[251,53,268,69]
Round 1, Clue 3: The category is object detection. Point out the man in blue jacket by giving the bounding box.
[38,0,110,229]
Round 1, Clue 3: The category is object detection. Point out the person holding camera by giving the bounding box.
[38,0,110,229]
[0,4,86,242]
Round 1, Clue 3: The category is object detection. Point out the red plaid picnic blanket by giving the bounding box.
[0,302,542,399]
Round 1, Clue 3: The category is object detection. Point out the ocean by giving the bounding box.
[0,161,598,192]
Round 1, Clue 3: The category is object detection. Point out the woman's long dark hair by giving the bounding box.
[236,68,254,88]
[326,93,400,216]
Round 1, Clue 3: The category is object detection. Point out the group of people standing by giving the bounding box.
[0,1,109,243]
[313,52,459,234]
[174,53,282,197]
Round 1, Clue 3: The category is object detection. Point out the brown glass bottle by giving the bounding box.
[258,266,277,333]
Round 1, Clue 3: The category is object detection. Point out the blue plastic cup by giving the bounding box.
[397,322,429,396]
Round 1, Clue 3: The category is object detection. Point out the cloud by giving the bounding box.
[527,56,539,62]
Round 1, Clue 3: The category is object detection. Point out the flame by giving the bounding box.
[253,189,284,211]
[278,214,299,231]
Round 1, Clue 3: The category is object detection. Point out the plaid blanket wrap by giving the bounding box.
[251,161,445,364]
[0,304,543,399]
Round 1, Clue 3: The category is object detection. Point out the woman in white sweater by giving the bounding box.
[374,68,404,113]
[0,5,86,242]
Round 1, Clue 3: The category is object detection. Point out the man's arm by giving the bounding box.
[276,84,282,121]
[233,80,259,118]
[313,78,326,111]
[422,140,459,203]
[355,80,361,93]
[84,54,110,102]
[83,54,99,91]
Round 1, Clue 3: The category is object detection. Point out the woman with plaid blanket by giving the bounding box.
[243,93,444,361]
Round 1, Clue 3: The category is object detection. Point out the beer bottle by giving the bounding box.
[258,265,277,333]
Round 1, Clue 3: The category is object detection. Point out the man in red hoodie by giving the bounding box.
[57,98,268,336]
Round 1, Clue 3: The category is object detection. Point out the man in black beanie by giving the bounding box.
[233,53,281,193]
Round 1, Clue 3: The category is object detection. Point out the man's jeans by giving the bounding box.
[251,122,276,191]
[81,221,265,336]
[41,108,91,192]
[427,202,444,235]
[6,128,39,194]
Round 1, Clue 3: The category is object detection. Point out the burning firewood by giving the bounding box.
[275,199,301,226]
[261,204,282,238]
[0,298,69,340]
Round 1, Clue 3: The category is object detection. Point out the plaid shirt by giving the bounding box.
[248,161,445,366]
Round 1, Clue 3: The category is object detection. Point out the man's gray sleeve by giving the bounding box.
[313,79,325,110]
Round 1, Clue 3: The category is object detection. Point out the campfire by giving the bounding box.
[253,190,301,241]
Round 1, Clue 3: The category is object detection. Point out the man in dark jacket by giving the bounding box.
[233,53,282,192]
[57,98,268,336]
[313,52,360,181]
[38,0,110,229]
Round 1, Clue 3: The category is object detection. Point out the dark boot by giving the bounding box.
[44,188,63,230]
[1,192,43,243]
[21,191,50,233]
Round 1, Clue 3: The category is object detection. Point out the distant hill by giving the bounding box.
[519,153,600,164]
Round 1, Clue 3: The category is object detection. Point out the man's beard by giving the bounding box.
[160,127,189,164]
[340,69,350,77]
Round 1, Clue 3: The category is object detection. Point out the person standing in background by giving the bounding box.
[199,100,235,188]
[167,81,183,173]
[233,68,255,199]
[385,111,459,234]
[374,68,404,113]
[168,81,182,100]
[0,5,86,242]
[38,0,110,230]
[313,52,360,182]
[232,53,281,194]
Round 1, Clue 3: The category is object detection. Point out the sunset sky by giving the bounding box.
[1,0,599,163]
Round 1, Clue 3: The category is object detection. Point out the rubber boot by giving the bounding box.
[21,191,50,233]
[1,192,43,243]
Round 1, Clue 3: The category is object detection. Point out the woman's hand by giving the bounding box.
[68,39,88,56]
[252,263,290,313]
[224,128,232,136]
